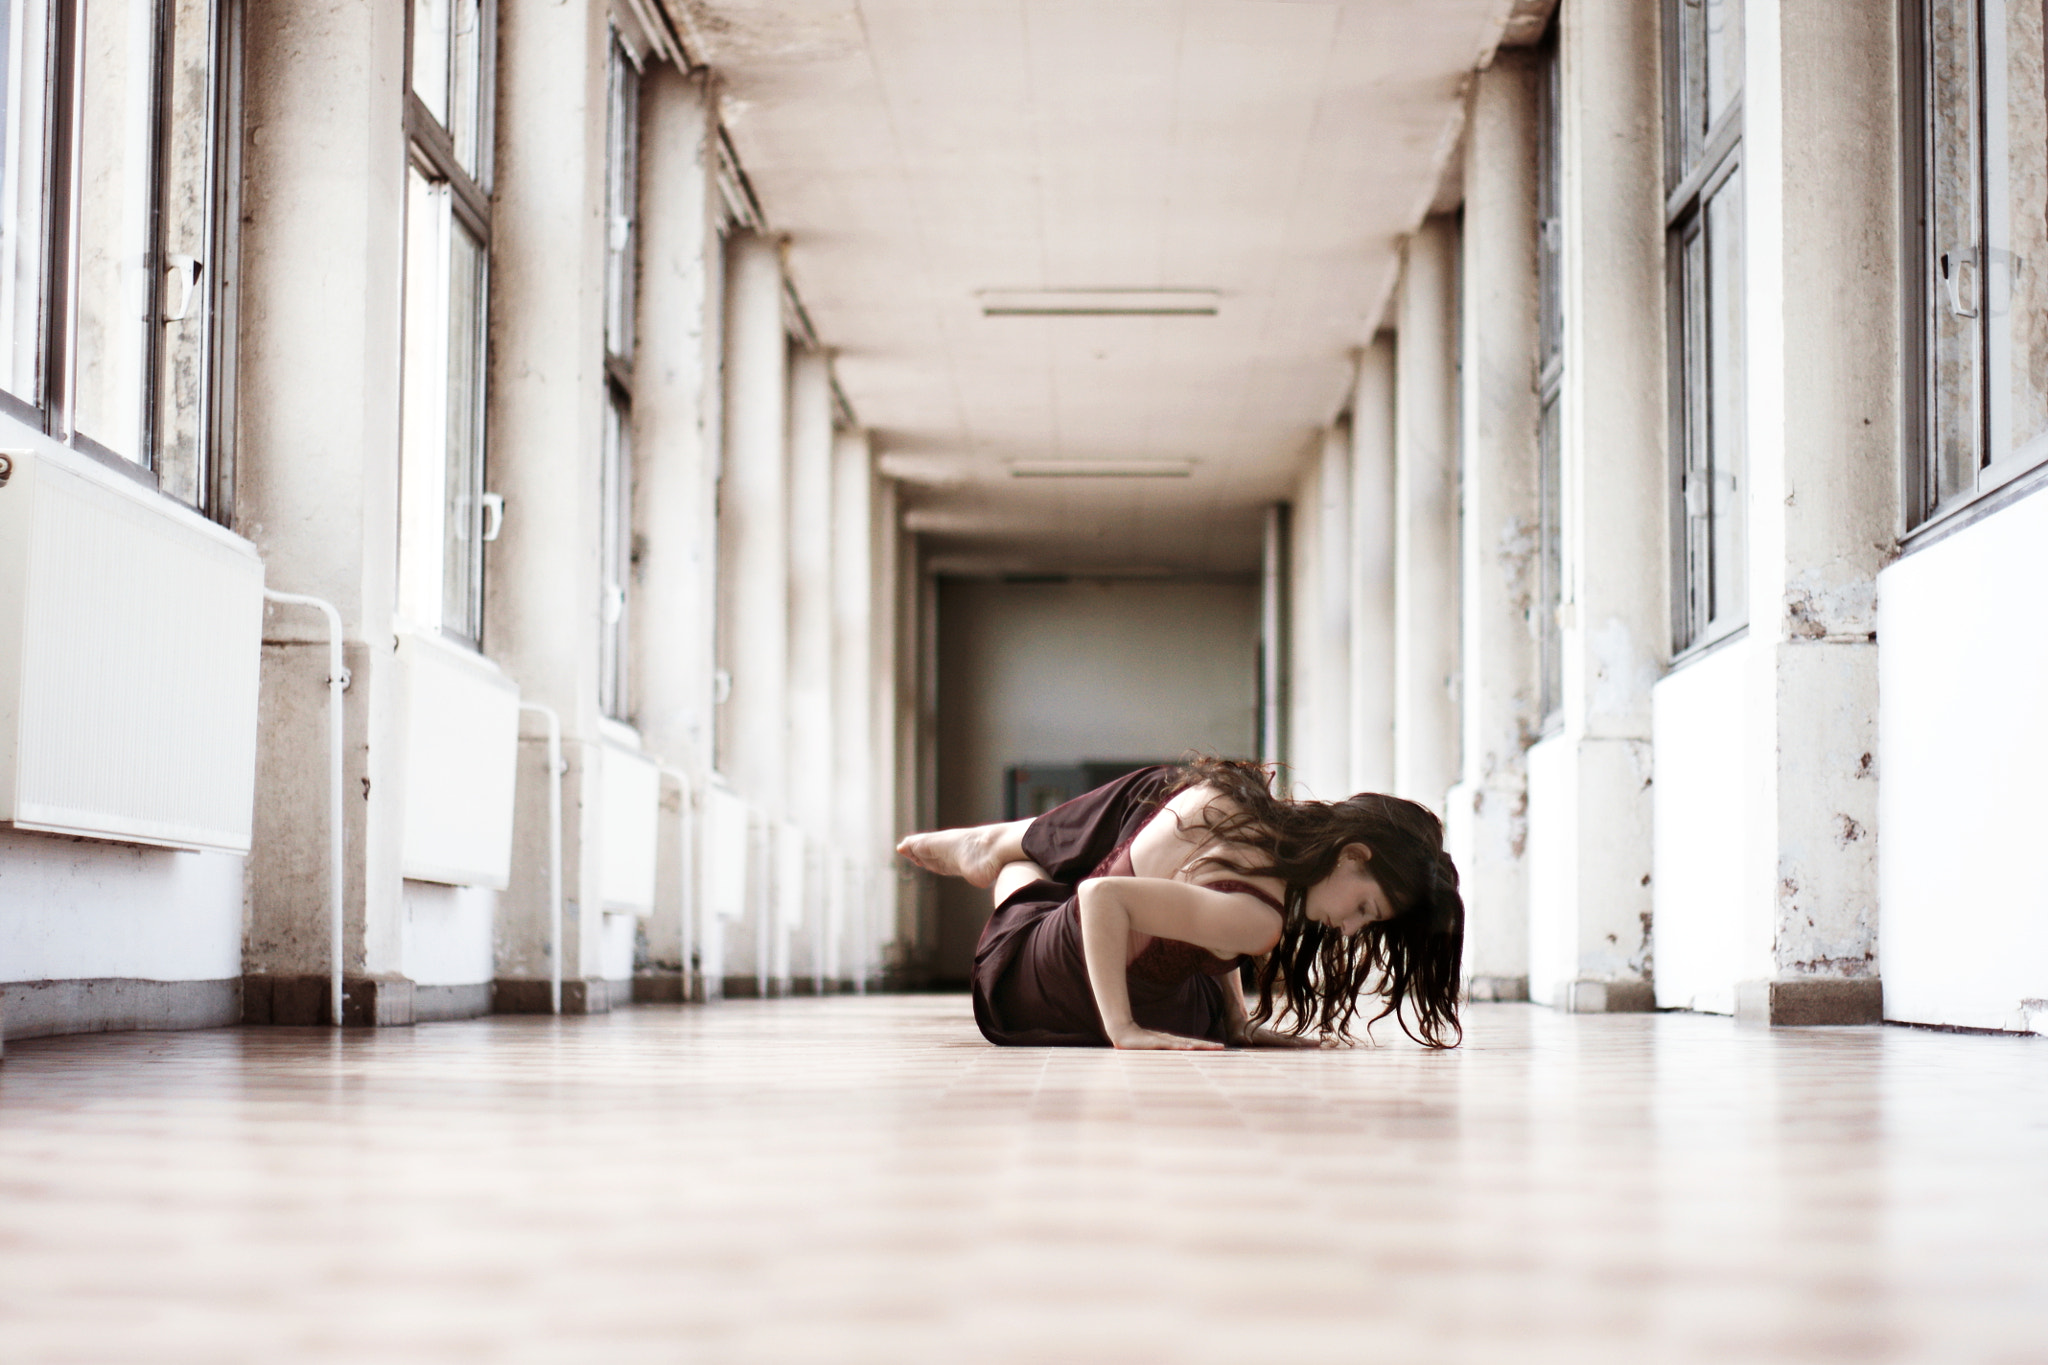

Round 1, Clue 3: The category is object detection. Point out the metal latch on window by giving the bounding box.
[164,254,203,322]
[1941,246,1978,319]
[479,492,505,542]
[1683,475,1709,519]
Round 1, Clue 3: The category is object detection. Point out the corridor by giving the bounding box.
[0,998,2041,1363]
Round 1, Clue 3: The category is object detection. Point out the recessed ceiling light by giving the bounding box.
[977,289,1219,317]
[1008,459,1194,479]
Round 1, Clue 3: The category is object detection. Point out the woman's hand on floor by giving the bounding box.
[1230,1024,1333,1049]
[1108,1024,1225,1051]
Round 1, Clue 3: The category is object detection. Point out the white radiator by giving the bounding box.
[600,739,661,915]
[0,441,264,852]
[699,787,751,923]
[397,629,521,888]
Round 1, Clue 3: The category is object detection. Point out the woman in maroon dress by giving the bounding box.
[897,758,1464,1050]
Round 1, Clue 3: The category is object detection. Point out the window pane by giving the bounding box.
[1704,0,1743,131]
[448,0,481,177]
[1928,0,1984,504]
[599,391,630,719]
[1679,219,1710,642]
[411,0,448,127]
[1983,0,2048,470]
[603,33,637,362]
[71,0,158,462]
[1537,395,1563,721]
[0,0,49,403]
[1706,169,1746,629]
[154,0,213,507]
[442,218,484,641]
[399,167,449,628]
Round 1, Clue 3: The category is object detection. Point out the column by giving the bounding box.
[784,348,834,989]
[239,0,413,1025]
[1392,219,1461,811]
[1288,427,1351,799]
[717,231,790,995]
[1735,0,1898,1024]
[832,428,875,988]
[488,0,613,1012]
[1348,336,1397,793]
[1528,0,1665,1013]
[1449,52,1542,1003]
[631,65,722,999]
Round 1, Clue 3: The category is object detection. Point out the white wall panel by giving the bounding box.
[1524,733,1576,1008]
[1650,637,1749,1014]
[397,630,521,888]
[1879,491,2048,1032]
[0,444,263,852]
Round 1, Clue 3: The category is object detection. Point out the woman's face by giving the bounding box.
[1304,844,1397,937]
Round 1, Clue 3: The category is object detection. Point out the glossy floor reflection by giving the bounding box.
[0,998,2042,1363]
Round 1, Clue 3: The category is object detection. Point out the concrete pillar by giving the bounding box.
[717,232,789,816]
[1448,54,1542,1003]
[1527,0,1665,1013]
[785,350,835,840]
[1392,218,1462,811]
[488,0,613,1012]
[716,231,788,993]
[1733,0,1898,1025]
[869,472,903,986]
[239,0,413,1025]
[630,65,722,998]
[1348,336,1397,794]
[1259,504,1288,767]
[1288,427,1351,799]
[832,428,874,985]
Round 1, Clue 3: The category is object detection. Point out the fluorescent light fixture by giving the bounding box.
[977,288,1219,317]
[1008,459,1194,479]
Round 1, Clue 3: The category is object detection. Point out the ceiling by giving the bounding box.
[671,0,1521,575]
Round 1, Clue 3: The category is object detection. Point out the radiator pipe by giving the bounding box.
[262,589,349,1028]
[520,702,565,1014]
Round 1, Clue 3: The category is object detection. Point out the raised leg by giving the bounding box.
[894,818,1033,889]
[990,858,1051,906]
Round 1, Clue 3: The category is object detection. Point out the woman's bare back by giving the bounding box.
[1126,782,1285,902]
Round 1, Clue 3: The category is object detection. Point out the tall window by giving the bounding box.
[399,0,493,645]
[598,28,641,720]
[1909,0,2048,525]
[1535,23,1564,726]
[0,0,237,517]
[1666,0,1746,653]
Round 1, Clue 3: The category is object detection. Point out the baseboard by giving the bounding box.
[1,978,241,1041]
[1467,975,1530,1003]
[1736,977,1883,1026]
[492,978,618,1015]
[632,971,686,1003]
[414,982,493,1023]
[243,974,416,1027]
[1555,979,1656,1013]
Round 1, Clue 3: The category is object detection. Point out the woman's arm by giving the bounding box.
[1076,877,1282,1050]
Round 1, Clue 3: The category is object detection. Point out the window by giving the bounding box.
[1909,0,2048,525]
[0,0,236,517]
[1666,0,1746,652]
[398,0,493,646]
[598,28,640,720]
[1536,23,1564,726]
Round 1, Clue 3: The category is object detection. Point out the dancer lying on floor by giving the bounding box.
[897,758,1464,1051]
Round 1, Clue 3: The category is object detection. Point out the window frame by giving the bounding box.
[399,0,495,649]
[1663,0,1748,658]
[1534,20,1565,732]
[0,0,239,521]
[1899,0,2048,544]
[597,25,641,722]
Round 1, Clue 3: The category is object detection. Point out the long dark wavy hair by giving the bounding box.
[1163,756,1464,1048]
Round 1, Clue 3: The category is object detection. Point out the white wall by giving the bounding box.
[0,831,244,982]
[1879,492,2048,1033]
[1651,637,1749,1014]
[932,577,1260,980]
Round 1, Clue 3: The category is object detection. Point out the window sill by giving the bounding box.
[1668,622,1749,674]
[1902,458,2048,558]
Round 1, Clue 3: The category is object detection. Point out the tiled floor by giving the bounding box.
[0,998,2042,1364]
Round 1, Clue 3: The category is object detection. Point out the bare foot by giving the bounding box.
[895,826,1006,888]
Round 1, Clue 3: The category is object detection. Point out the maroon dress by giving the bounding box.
[970,766,1282,1047]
